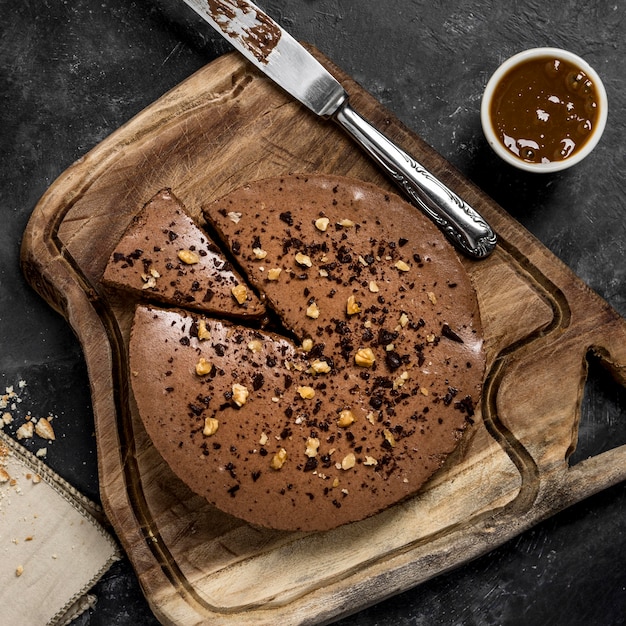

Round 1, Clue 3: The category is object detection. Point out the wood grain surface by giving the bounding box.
[21,49,626,625]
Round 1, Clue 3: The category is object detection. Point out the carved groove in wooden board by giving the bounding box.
[21,50,626,625]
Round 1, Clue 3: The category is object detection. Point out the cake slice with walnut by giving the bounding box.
[103,188,265,318]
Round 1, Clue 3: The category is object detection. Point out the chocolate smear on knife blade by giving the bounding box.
[207,0,281,63]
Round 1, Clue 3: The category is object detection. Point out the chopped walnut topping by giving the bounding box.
[231,284,248,304]
[337,409,356,428]
[428,291,437,304]
[354,347,375,368]
[395,260,410,272]
[315,216,330,231]
[393,371,409,390]
[366,411,376,425]
[259,432,269,445]
[247,339,263,353]
[270,447,287,470]
[363,456,378,466]
[301,338,313,352]
[178,249,200,265]
[203,417,219,436]
[228,211,242,223]
[195,357,213,376]
[337,218,355,228]
[267,268,282,281]
[319,269,329,278]
[346,295,361,315]
[15,565,24,578]
[305,437,320,457]
[369,280,380,293]
[35,417,55,441]
[295,252,313,268]
[310,359,331,374]
[420,387,429,396]
[426,334,436,343]
[306,302,320,319]
[297,386,315,399]
[399,313,409,328]
[232,383,249,407]
[141,273,157,289]
[252,247,268,260]
[341,453,356,470]
[197,320,211,341]
[383,429,396,447]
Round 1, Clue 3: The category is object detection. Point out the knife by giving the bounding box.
[180,0,497,258]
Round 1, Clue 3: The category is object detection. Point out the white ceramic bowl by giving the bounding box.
[481,47,608,173]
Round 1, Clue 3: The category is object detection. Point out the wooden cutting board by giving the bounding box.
[21,49,626,625]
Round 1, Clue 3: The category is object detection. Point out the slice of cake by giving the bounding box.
[103,188,265,318]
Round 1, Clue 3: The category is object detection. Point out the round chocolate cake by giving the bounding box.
[124,174,485,532]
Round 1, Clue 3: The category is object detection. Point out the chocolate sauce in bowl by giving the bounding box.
[490,56,600,164]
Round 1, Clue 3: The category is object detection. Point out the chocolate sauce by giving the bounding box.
[207,0,281,64]
[490,56,600,163]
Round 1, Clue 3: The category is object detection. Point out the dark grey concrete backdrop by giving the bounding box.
[1,1,625,624]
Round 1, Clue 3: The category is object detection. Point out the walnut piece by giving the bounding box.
[270,447,287,470]
[203,417,219,436]
[383,428,396,447]
[315,217,330,232]
[310,359,331,374]
[341,453,356,470]
[395,260,410,272]
[247,339,263,353]
[177,249,200,265]
[232,383,249,407]
[297,386,315,399]
[346,295,361,315]
[231,284,248,305]
[267,268,282,281]
[305,437,320,457]
[197,320,211,341]
[295,252,313,268]
[195,357,213,376]
[337,409,356,428]
[354,347,375,368]
[306,302,320,319]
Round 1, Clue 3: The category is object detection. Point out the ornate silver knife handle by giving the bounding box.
[334,103,497,259]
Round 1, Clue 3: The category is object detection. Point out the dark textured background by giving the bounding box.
[1,0,625,624]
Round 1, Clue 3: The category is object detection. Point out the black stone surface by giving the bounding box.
[1,1,625,624]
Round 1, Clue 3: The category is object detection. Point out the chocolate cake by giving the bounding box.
[103,188,265,317]
[125,175,485,532]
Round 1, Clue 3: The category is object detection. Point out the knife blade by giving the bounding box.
[181,0,497,258]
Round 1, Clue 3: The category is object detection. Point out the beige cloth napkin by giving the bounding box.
[0,431,120,626]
